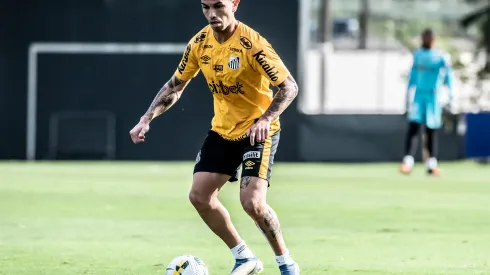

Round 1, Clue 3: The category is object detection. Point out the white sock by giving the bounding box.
[275,250,295,266]
[426,157,438,170]
[403,155,415,168]
[231,240,255,259]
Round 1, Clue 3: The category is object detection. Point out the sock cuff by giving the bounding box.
[231,240,254,259]
[275,250,294,266]
[230,240,246,251]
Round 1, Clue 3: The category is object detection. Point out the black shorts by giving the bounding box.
[194,130,280,184]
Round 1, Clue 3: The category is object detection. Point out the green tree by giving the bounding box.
[460,0,490,77]
[459,0,490,112]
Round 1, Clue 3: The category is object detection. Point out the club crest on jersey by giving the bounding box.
[228,56,240,70]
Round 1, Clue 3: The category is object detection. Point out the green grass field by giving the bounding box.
[1,161,489,275]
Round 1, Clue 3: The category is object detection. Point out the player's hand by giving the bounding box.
[129,117,150,144]
[443,102,453,115]
[443,96,453,113]
[404,98,412,116]
[246,118,271,146]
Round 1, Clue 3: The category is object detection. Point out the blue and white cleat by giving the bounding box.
[279,263,300,275]
[230,257,264,275]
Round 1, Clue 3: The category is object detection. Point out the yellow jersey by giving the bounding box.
[174,21,290,141]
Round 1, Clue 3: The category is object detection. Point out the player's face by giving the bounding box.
[201,0,238,32]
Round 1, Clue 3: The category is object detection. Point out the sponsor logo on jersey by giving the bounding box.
[228,46,243,53]
[243,151,261,161]
[203,44,213,49]
[201,55,211,64]
[240,36,252,49]
[194,32,207,43]
[213,65,223,72]
[177,44,192,74]
[253,50,280,81]
[208,81,245,95]
[228,56,240,70]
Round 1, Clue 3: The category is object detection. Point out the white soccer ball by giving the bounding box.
[165,255,209,275]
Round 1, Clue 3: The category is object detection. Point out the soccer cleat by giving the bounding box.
[399,163,413,175]
[230,257,264,275]
[279,263,300,275]
[427,167,441,176]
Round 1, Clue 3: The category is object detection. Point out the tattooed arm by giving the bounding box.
[246,75,298,145]
[260,75,299,122]
[141,76,189,123]
[129,76,189,144]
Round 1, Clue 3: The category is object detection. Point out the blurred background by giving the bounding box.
[1,0,490,274]
[1,0,489,163]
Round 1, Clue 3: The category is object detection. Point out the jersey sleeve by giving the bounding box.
[407,50,418,91]
[173,39,200,81]
[250,36,290,86]
[442,53,454,97]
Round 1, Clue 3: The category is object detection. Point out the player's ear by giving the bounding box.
[232,0,240,12]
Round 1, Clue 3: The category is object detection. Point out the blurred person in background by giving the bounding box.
[129,0,300,274]
[400,28,454,176]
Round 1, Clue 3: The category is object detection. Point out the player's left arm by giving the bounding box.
[261,75,298,123]
[443,53,454,102]
[247,38,298,144]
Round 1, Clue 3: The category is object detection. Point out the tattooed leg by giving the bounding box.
[240,176,288,256]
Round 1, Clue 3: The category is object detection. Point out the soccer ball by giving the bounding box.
[165,255,209,275]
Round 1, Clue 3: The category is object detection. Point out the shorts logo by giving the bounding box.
[201,55,211,64]
[244,160,255,170]
[243,151,261,161]
[196,151,201,163]
[214,65,223,72]
[228,56,240,70]
[240,36,253,50]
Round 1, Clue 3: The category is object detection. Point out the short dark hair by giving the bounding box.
[422,28,434,36]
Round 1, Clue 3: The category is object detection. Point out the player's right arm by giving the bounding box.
[405,50,418,112]
[442,53,454,103]
[407,50,418,91]
[130,42,200,144]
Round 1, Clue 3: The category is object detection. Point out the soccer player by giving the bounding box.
[129,0,300,274]
[400,28,454,176]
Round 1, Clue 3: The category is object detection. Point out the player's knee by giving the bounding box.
[189,189,214,210]
[241,197,266,218]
